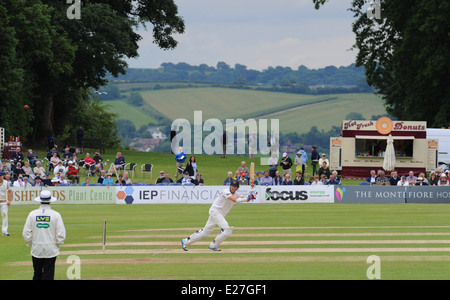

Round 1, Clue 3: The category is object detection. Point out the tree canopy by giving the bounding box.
[0,0,185,146]
[314,0,450,127]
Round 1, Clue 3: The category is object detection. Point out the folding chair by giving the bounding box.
[124,163,137,178]
[140,163,153,179]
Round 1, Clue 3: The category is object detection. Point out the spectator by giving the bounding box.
[280,153,293,178]
[71,153,80,166]
[318,153,329,169]
[406,171,417,186]
[97,170,107,184]
[254,171,263,185]
[320,174,327,184]
[233,170,241,180]
[93,152,104,176]
[102,173,114,185]
[293,172,304,185]
[81,177,90,186]
[237,173,249,186]
[26,149,39,167]
[327,171,341,185]
[0,161,10,175]
[11,149,24,164]
[282,174,293,185]
[185,156,198,178]
[375,171,389,185]
[58,174,69,185]
[318,161,331,179]
[174,147,186,180]
[418,172,429,185]
[223,171,234,185]
[159,172,174,184]
[49,151,61,170]
[310,146,320,176]
[311,175,323,186]
[193,173,204,186]
[429,171,439,186]
[272,170,283,186]
[23,161,35,181]
[438,173,449,186]
[397,176,409,186]
[53,161,66,177]
[123,172,132,185]
[115,174,126,185]
[389,171,400,186]
[367,170,377,185]
[66,161,79,184]
[33,176,44,187]
[221,130,227,158]
[33,161,46,178]
[415,177,428,186]
[112,152,126,175]
[13,175,25,187]
[61,147,73,162]
[298,147,308,176]
[268,154,278,178]
[76,125,84,154]
[178,171,194,185]
[236,161,250,177]
[259,171,273,186]
[156,170,165,184]
[14,162,26,179]
[22,176,32,187]
[84,153,96,175]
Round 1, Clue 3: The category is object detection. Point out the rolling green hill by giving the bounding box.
[107,85,386,135]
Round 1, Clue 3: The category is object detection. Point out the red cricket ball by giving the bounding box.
[24,105,29,109]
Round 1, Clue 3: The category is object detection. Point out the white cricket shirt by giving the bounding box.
[210,188,243,216]
[0,180,9,204]
[23,204,66,258]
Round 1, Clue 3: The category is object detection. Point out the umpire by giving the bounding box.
[22,190,66,280]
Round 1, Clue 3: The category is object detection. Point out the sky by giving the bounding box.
[125,0,359,71]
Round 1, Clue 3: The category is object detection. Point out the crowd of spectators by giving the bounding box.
[2,145,448,188]
[365,169,449,186]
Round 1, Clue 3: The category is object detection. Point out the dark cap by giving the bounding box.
[230,179,240,187]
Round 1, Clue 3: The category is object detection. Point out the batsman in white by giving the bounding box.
[181,179,256,251]
[0,172,12,236]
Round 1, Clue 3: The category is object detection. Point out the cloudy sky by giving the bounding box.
[125,0,359,71]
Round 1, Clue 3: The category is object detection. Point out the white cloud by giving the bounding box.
[126,0,357,70]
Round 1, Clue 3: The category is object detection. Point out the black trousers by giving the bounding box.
[32,256,57,280]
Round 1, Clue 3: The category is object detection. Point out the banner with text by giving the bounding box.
[10,186,116,205]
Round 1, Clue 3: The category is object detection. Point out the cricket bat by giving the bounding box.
[250,162,255,189]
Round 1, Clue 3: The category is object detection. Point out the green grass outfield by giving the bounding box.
[3,203,450,280]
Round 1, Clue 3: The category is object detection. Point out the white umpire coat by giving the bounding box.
[23,204,66,258]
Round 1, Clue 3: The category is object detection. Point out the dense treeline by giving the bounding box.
[107,62,374,93]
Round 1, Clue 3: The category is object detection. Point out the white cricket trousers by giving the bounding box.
[1,204,8,234]
[184,209,230,246]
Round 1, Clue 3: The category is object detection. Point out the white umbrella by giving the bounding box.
[383,134,396,172]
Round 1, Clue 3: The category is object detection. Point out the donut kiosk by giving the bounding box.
[329,117,439,178]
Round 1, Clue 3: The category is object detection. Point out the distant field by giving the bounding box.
[105,100,158,129]
[104,85,386,134]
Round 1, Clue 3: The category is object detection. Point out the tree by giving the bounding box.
[313,0,450,127]
[127,92,144,106]
[0,0,185,145]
